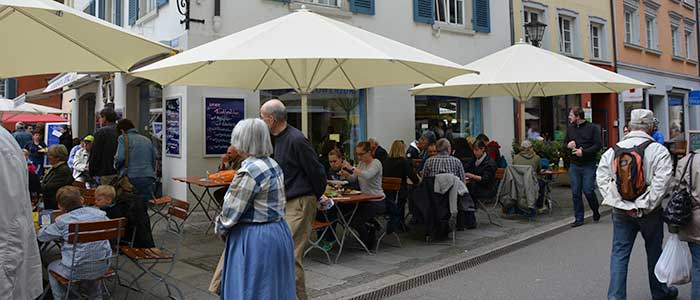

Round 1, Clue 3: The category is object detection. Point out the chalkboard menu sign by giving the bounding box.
[689,130,700,153]
[204,97,244,156]
[165,97,181,157]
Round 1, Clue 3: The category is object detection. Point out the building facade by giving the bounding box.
[61,0,513,201]
[512,0,619,146]
[614,0,700,143]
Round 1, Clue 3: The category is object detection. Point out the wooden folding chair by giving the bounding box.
[148,196,173,229]
[72,181,87,189]
[491,168,506,209]
[120,199,189,300]
[44,218,126,300]
[375,177,403,252]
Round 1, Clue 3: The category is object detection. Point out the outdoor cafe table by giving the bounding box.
[172,176,231,230]
[329,193,384,263]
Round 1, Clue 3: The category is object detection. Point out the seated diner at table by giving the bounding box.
[512,139,547,213]
[339,141,385,250]
[37,186,112,300]
[213,145,245,205]
[465,140,497,201]
[94,185,154,248]
[41,144,74,209]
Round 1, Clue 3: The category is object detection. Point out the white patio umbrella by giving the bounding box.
[411,41,651,140]
[0,98,63,114]
[0,0,175,78]
[131,7,475,134]
[411,42,651,100]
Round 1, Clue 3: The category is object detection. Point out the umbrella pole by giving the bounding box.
[517,100,523,142]
[301,93,309,137]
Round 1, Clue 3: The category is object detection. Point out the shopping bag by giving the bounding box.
[654,233,692,285]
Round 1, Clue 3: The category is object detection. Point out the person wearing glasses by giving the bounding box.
[340,141,386,250]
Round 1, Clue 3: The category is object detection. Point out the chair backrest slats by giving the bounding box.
[67,218,126,244]
[382,177,402,191]
[168,199,189,221]
[495,168,506,180]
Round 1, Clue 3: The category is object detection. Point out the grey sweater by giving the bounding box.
[349,159,385,201]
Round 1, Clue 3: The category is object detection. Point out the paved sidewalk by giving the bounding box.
[102,185,585,299]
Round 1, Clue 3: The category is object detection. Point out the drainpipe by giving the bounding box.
[696,2,699,77]
[509,0,515,45]
[610,0,622,142]
[212,0,222,34]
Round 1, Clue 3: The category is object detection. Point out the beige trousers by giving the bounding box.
[285,195,318,300]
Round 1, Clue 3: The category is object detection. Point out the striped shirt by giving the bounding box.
[422,154,465,182]
[215,156,286,235]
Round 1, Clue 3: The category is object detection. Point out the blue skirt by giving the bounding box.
[221,221,296,300]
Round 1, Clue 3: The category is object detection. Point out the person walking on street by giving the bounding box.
[596,109,678,300]
[90,108,119,185]
[13,122,32,148]
[566,106,602,227]
[674,149,699,300]
[114,119,157,204]
[260,99,326,300]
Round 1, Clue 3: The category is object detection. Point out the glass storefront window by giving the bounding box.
[553,95,580,142]
[260,89,366,159]
[414,96,482,140]
[623,101,644,126]
[668,95,685,142]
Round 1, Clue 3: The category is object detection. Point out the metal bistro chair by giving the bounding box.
[120,199,189,300]
[304,218,337,265]
[148,195,173,229]
[375,177,404,252]
[44,218,126,300]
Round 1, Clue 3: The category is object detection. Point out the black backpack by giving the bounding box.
[664,152,696,227]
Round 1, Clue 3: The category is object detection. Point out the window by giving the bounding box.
[523,9,541,43]
[415,96,482,139]
[559,16,573,54]
[590,24,601,59]
[138,0,156,18]
[645,15,658,49]
[623,6,640,44]
[0,80,5,98]
[302,0,341,7]
[434,0,465,26]
[672,24,682,56]
[685,29,695,59]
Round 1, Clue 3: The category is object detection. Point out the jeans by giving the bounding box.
[608,209,671,300]
[569,162,600,223]
[129,177,155,205]
[385,190,403,233]
[690,242,700,300]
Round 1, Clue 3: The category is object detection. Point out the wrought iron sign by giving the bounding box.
[177,0,205,30]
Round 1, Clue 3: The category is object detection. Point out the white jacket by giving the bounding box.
[72,147,90,181]
[596,131,673,214]
[0,127,42,300]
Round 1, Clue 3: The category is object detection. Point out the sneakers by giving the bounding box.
[664,286,678,299]
[571,221,584,228]
[593,211,601,222]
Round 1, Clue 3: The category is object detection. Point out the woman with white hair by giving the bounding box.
[214,118,295,300]
[41,144,74,209]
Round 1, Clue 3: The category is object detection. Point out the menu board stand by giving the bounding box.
[165,97,181,157]
[204,97,244,157]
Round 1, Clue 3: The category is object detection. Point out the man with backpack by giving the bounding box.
[596,109,678,300]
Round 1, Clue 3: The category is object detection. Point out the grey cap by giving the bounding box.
[629,109,654,125]
[521,140,533,148]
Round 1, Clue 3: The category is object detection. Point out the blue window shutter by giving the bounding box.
[473,0,490,33]
[115,0,123,26]
[128,0,138,25]
[98,0,105,19]
[413,0,434,24]
[269,0,290,2]
[88,0,95,16]
[5,78,18,99]
[350,0,374,15]
[157,0,168,8]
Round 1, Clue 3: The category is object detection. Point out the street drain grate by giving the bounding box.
[347,220,577,300]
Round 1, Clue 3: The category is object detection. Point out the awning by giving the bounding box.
[43,72,89,93]
[1,113,68,123]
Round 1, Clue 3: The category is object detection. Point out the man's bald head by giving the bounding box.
[260,99,287,122]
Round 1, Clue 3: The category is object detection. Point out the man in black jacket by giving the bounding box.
[260,99,326,300]
[90,108,119,185]
[565,106,602,227]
